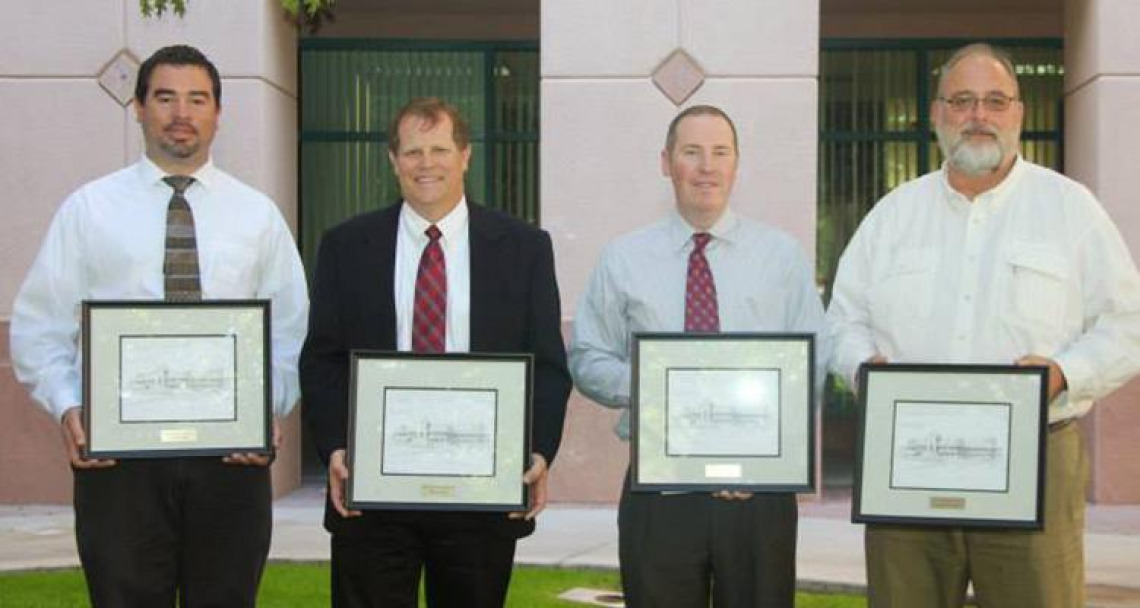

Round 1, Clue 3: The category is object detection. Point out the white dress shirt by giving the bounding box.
[570,209,827,439]
[827,157,1140,422]
[10,156,310,420]
[394,198,471,352]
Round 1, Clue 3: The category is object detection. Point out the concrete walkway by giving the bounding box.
[3,486,1139,606]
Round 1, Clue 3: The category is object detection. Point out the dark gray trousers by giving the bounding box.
[618,476,798,608]
[74,458,271,608]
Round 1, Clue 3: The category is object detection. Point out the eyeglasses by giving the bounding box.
[937,93,1020,113]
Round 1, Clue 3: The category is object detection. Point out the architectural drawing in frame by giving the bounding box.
[854,363,1047,529]
[381,388,497,477]
[82,300,271,458]
[631,333,815,493]
[665,368,780,457]
[347,352,532,512]
[890,400,1011,492]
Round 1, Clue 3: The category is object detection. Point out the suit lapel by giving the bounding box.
[468,204,506,352]
[359,204,400,349]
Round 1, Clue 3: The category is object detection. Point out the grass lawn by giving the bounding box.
[0,563,867,607]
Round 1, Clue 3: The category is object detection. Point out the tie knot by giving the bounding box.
[163,175,195,195]
[425,224,442,242]
[692,232,712,253]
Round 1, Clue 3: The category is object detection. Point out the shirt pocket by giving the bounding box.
[1003,242,1069,329]
[205,244,260,298]
[742,289,788,331]
[868,247,937,331]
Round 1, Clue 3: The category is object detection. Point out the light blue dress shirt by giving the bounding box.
[570,209,827,439]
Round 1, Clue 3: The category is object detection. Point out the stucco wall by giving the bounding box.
[1064,0,1140,504]
[0,0,300,503]
[540,0,821,502]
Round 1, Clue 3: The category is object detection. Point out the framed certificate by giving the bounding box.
[346,352,532,511]
[631,333,816,492]
[853,363,1048,529]
[82,300,271,458]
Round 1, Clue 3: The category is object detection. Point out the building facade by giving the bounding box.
[2,0,1137,504]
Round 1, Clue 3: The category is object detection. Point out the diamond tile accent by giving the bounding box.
[652,49,705,106]
[98,49,141,107]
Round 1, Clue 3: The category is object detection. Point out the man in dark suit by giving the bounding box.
[300,97,571,607]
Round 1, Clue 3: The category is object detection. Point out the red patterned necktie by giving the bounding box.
[684,232,719,332]
[412,224,447,353]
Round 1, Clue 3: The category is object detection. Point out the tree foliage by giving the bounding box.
[139,0,336,32]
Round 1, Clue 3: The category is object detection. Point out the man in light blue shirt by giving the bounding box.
[570,105,824,607]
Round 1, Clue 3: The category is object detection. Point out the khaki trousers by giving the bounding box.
[865,422,1088,608]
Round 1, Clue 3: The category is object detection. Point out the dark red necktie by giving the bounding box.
[684,232,719,332]
[412,225,446,353]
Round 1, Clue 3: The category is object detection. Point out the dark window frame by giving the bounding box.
[297,38,540,268]
[817,38,1065,303]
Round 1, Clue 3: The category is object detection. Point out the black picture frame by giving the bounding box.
[346,351,533,512]
[630,332,816,493]
[853,363,1048,529]
[82,300,272,458]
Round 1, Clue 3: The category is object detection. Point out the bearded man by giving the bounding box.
[9,45,308,607]
[826,43,1140,608]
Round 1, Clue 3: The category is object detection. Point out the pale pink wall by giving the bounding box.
[821,11,1062,38]
[1064,0,1140,504]
[0,0,130,503]
[541,0,821,504]
[547,389,626,503]
[309,11,538,39]
[543,0,821,318]
[0,0,301,504]
[0,323,72,503]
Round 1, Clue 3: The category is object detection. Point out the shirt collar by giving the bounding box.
[940,155,1027,212]
[136,155,220,191]
[666,207,740,252]
[400,197,469,244]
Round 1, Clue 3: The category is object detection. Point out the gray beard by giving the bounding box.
[937,127,1006,176]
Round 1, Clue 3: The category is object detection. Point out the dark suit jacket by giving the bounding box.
[300,201,572,538]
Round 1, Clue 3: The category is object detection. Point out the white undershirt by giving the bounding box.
[394,199,471,352]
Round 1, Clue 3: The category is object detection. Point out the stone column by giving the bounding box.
[541,0,821,501]
[0,0,299,502]
[1065,0,1140,503]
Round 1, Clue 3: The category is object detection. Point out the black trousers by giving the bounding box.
[330,514,518,608]
[73,458,272,608]
[618,477,798,608]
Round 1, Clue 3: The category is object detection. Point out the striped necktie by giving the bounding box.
[162,175,201,301]
[412,224,447,353]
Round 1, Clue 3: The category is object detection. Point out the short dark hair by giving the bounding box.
[135,45,222,106]
[387,97,471,155]
[664,105,739,155]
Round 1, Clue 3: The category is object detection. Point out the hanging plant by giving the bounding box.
[139,0,336,33]
[138,0,187,16]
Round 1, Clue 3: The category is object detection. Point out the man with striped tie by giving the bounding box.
[9,45,309,607]
[570,105,825,607]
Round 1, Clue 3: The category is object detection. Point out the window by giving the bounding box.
[299,40,539,271]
